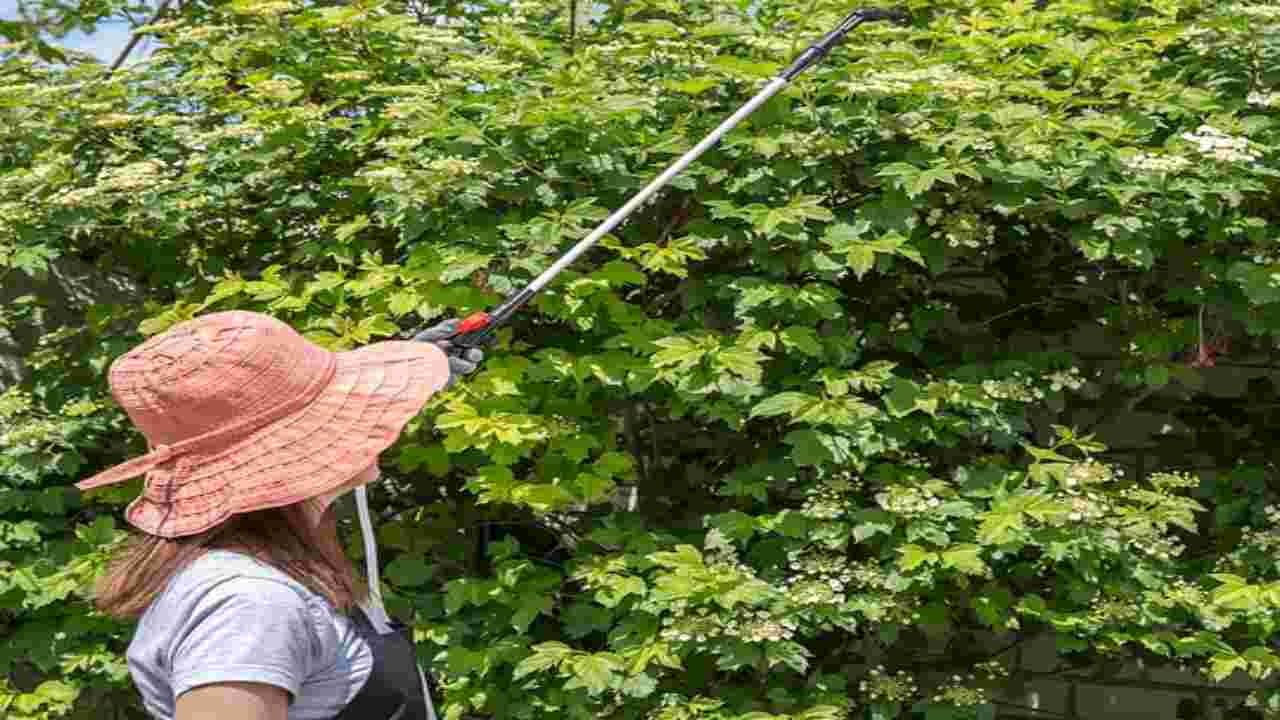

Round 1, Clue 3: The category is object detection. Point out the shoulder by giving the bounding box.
[139,551,340,663]
[151,551,314,614]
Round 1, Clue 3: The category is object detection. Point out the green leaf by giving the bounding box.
[512,593,554,632]
[439,252,492,284]
[897,543,937,572]
[884,377,922,417]
[1144,364,1170,388]
[715,345,766,383]
[398,444,450,475]
[75,516,117,546]
[597,576,647,608]
[385,554,433,587]
[387,290,420,317]
[566,654,624,695]
[977,506,1025,545]
[667,78,718,95]
[924,704,958,720]
[620,672,658,698]
[870,703,902,720]
[750,392,816,419]
[784,429,854,467]
[334,214,371,243]
[781,327,822,356]
[847,246,877,279]
[940,544,987,575]
[9,244,58,276]
[574,472,616,504]
[1211,574,1262,610]
[514,642,574,680]
[766,641,810,673]
[852,509,895,542]
[652,335,713,371]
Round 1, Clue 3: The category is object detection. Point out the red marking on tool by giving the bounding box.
[456,311,491,335]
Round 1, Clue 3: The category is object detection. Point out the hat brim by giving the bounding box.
[124,340,451,538]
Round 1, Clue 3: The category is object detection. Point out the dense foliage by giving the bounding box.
[3,0,1280,718]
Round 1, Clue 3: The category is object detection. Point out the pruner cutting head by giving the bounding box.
[783,6,912,79]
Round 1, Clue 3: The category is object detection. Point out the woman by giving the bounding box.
[76,310,483,720]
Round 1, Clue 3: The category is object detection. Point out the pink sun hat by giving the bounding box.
[76,310,451,538]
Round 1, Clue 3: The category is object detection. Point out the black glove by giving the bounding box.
[413,318,485,387]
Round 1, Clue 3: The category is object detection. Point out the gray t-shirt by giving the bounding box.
[126,550,373,720]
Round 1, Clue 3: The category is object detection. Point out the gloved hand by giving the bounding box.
[413,318,485,387]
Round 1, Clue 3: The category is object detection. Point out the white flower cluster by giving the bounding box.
[1248,90,1279,108]
[1149,578,1207,610]
[926,210,996,250]
[137,18,182,34]
[845,65,992,100]
[97,160,167,193]
[213,125,264,143]
[384,98,432,120]
[801,484,847,520]
[360,166,409,182]
[53,187,100,207]
[847,560,894,591]
[875,485,942,516]
[788,580,841,606]
[252,77,304,102]
[1087,595,1140,624]
[859,666,919,703]
[980,375,1038,403]
[1064,460,1114,489]
[658,609,796,644]
[659,613,720,644]
[1129,534,1184,562]
[427,156,483,178]
[175,197,210,211]
[1013,142,1052,161]
[1227,4,1280,19]
[95,113,138,129]
[785,550,855,605]
[1181,125,1260,164]
[741,614,798,643]
[931,676,988,707]
[1094,214,1147,239]
[376,136,423,154]
[881,310,911,332]
[0,388,34,420]
[1064,492,1110,522]
[1047,367,1086,392]
[1217,504,1280,572]
[328,70,373,82]
[1121,152,1190,176]
[1149,471,1200,491]
[0,417,59,446]
[176,25,221,42]
[974,660,1009,680]
[235,0,295,16]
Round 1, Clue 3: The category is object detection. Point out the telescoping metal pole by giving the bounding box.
[446,6,909,348]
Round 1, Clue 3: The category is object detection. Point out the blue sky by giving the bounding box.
[0,0,156,64]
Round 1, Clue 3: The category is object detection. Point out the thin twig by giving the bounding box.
[109,0,175,73]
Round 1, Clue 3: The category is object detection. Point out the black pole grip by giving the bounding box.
[450,285,538,349]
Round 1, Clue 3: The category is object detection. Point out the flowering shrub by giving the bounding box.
[2,0,1280,718]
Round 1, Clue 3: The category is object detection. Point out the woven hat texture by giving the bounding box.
[76,310,450,538]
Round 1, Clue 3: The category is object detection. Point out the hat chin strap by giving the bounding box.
[354,485,394,634]
[353,484,440,720]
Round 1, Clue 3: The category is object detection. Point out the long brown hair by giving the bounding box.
[95,499,365,619]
